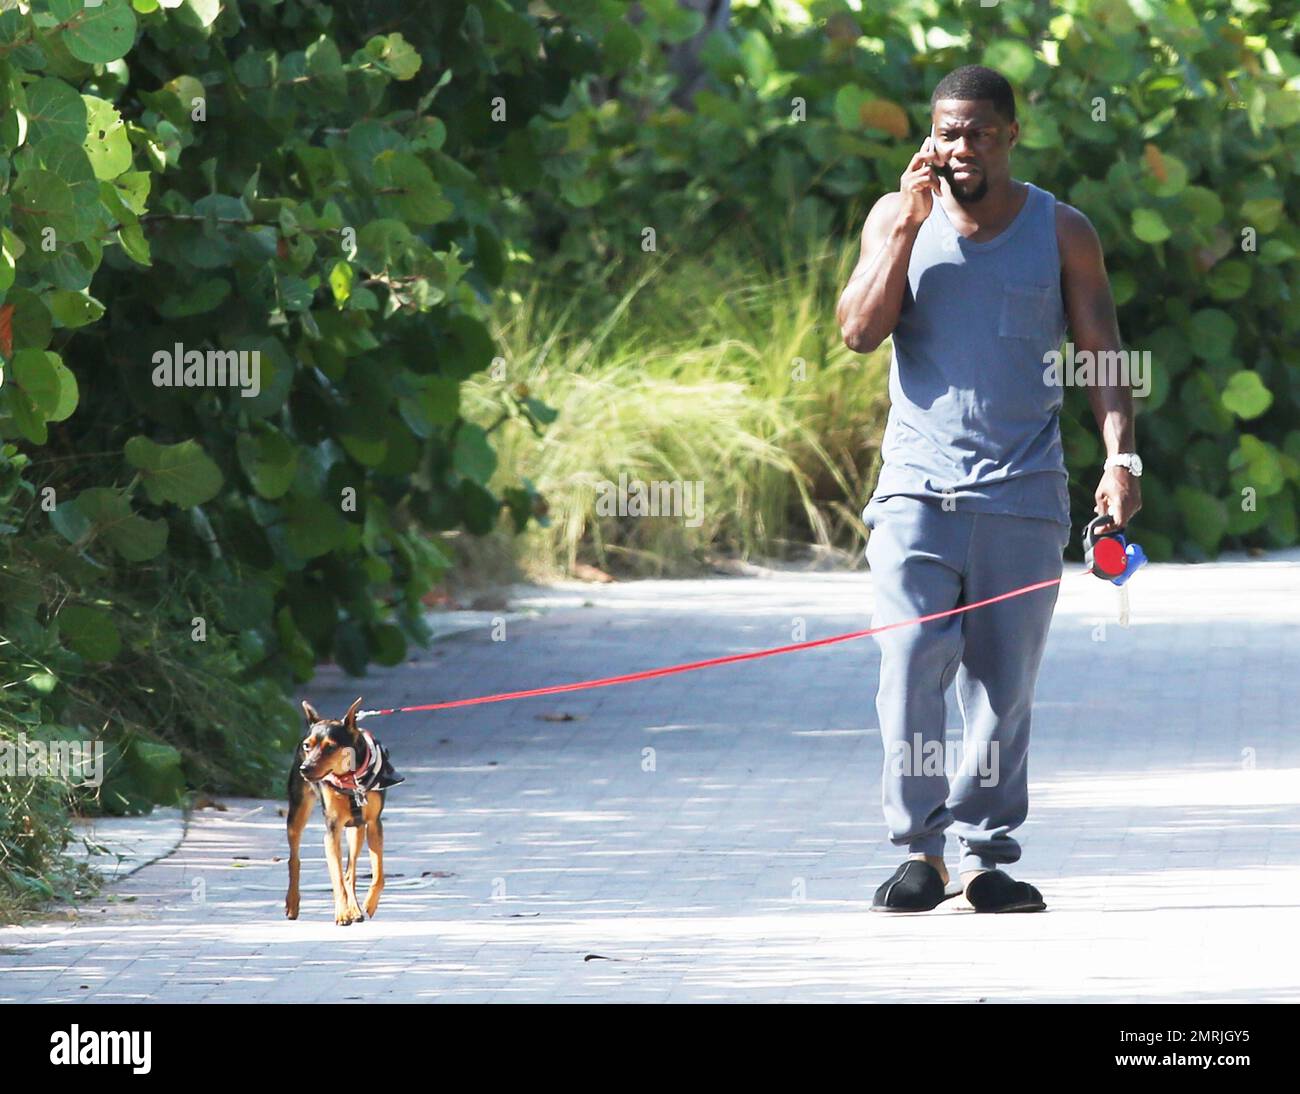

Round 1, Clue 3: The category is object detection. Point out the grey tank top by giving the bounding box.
[867,180,1070,527]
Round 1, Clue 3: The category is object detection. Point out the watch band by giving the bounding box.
[1104,453,1142,476]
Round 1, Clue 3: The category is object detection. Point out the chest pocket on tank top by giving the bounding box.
[998,281,1056,339]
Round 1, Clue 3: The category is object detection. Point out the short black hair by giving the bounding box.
[930,65,1016,124]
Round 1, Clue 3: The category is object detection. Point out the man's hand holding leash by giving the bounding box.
[1095,463,1142,533]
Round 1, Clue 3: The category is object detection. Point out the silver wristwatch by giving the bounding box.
[1104,453,1143,477]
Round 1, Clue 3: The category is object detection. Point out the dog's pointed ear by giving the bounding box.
[301,700,322,726]
[344,696,364,729]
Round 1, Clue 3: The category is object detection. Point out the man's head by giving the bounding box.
[929,65,1019,206]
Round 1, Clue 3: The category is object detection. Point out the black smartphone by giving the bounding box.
[929,125,953,185]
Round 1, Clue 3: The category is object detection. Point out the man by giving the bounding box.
[836,65,1142,913]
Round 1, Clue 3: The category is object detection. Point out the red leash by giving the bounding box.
[356,574,1075,720]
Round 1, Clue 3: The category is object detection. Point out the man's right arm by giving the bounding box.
[836,194,922,354]
[837,136,943,354]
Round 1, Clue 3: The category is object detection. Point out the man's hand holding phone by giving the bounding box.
[898,131,947,228]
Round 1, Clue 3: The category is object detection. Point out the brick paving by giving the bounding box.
[3,552,1299,1002]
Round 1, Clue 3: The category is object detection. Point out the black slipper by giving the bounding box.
[963,869,1046,913]
[871,860,960,913]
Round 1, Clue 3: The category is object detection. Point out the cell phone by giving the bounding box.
[929,124,951,183]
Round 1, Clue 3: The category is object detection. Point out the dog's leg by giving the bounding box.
[323,812,355,926]
[363,815,385,919]
[284,773,314,920]
[344,822,366,923]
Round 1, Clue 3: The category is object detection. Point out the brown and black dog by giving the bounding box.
[285,697,403,926]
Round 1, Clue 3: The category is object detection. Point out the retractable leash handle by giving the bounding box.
[1082,513,1147,586]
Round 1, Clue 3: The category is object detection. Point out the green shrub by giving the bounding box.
[0,1,563,890]
[493,0,1300,558]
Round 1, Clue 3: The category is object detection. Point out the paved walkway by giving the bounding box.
[3,553,1299,1002]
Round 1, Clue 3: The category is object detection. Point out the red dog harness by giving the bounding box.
[322,728,385,802]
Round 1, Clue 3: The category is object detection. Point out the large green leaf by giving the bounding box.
[1262,486,1298,547]
[981,40,1036,84]
[1188,309,1237,362]
[11,169,77,247]
[11,349,78,421]
[117,219,152,266]
[305,35,347,102]
[1179,186,1224,228]
[68,487,168,560]
[82,95,133,180]
[1220,371,1273,420]
[284,496,351,559]
[372,151,453,225]
[35,138,101,240]
[55,0,137,64]
[1240,197,1283,233]
[124,436,224,508]
[59,603,122,662]
[111,738,186,812]
[1207,259,1251,301]
[1229,435,1285,497]
[49,289,105,329]
[1141,147,1187,197]
[183,0,221,28]
[1131,208,1170,244]
[236,428,298,499]
[453,422,497,486]
[157,277,230,317]
[25,77,87,145]
[363,32,422,80]
[1180,369,1234,435]
[2,385,47,443]
[339,432,388,466]
[49,494,93,545]
[328,259,353,305]
[1173,486,1227,555]
[110,171,152,215]
[560,175,605,208]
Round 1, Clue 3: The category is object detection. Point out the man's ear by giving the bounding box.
[343,696,364,730]
[302,700,322,725]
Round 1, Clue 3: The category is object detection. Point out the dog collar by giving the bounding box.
[322,729,382,796]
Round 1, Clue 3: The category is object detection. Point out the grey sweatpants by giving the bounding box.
[863,495,1068,876]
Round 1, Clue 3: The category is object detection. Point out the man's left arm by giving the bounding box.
[1057,203,1142,531]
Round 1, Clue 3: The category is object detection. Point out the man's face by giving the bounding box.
[930,99,1018,206]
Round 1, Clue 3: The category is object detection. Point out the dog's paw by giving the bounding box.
[285,896,300,920]
[335,908,365,926]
